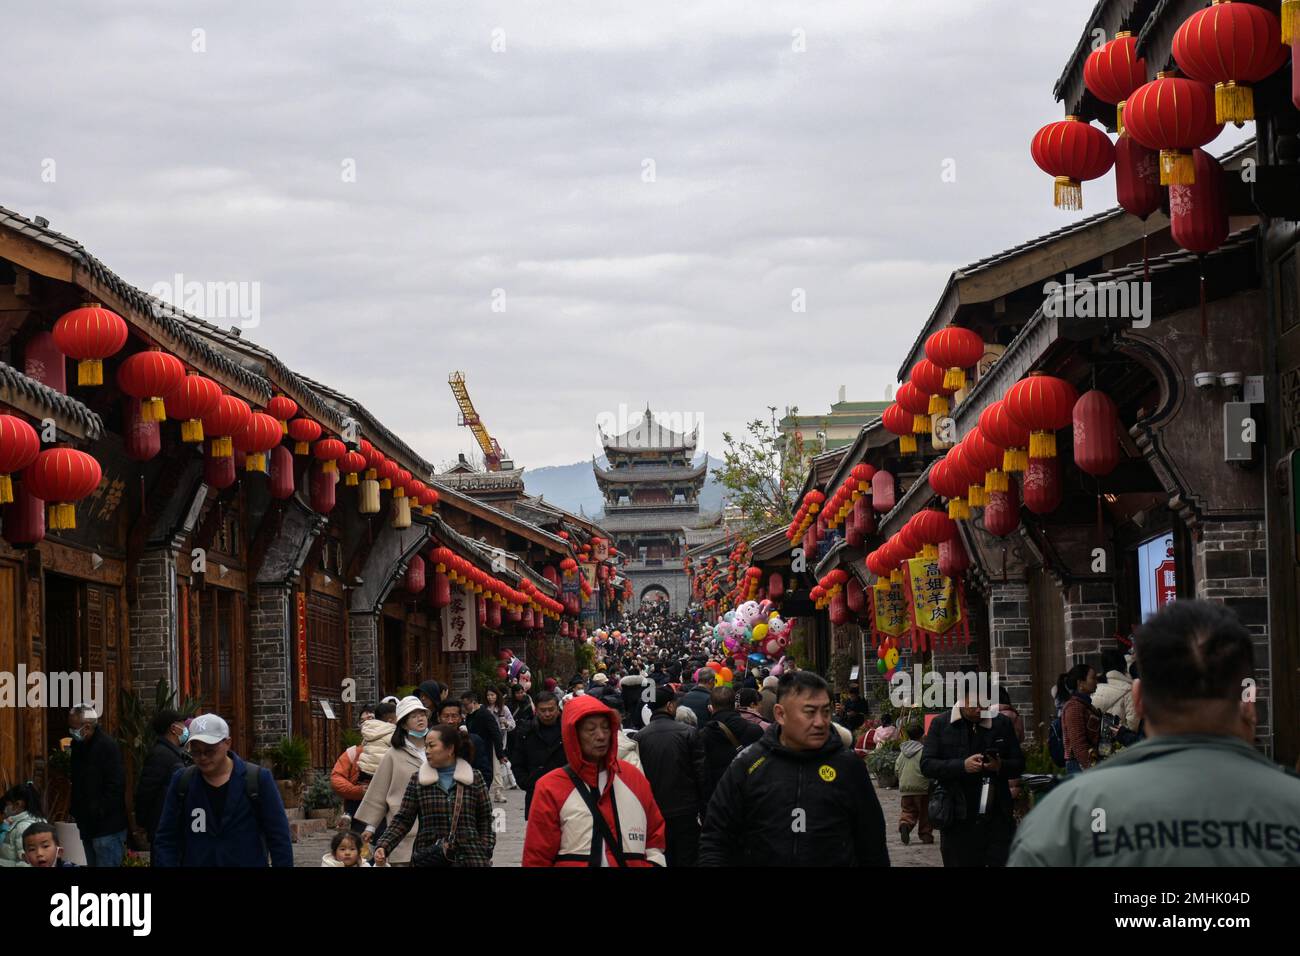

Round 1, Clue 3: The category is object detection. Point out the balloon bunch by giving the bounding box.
[875,637,902,679]
[496,648,530,688]
[710,599,797,662]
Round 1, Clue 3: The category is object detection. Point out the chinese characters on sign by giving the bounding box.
[441,586,478,652]
[874,583,908,638]
[296,592,309,703]
[1155,558,1177,610]
[906,558,962,636]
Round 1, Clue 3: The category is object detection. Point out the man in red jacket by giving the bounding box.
[522,695,666,867]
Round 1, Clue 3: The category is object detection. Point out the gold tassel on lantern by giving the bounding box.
[210,436,233,458]
[323,460,338,473]
[1159,149,1195,186]
[76,359,104,387]
[899,435,917,455]
[947,498,971,521]
[1283,0,1297,45]
[928,394,949,417]
[1003,447,1028,473]
[1029,431,1057,459]
[182,419,204,443]
[985,469,1008,494]
[345,473,359,486]
[921,544,939,559]
[0,474,11,505]
[392,495,411,529]
[1116,101,1127,136]
[49,502,77,530]
[245,453,267,473]
[142,396,167,422]
[1215,81,1254,125]
[943,367,966,392]
[380,477,392,490]
[968,484,987,508]
[911,414,930,434]
[359,479,380,514]
[421,504,433,516]
[1054,176,1083,211]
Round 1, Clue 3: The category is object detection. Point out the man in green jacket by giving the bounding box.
[1010,600,1300,866]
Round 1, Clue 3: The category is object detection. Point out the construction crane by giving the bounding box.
[448,371,512,471]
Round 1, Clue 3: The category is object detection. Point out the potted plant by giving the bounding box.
[865,739,902,789]
[303,772,340,821]
[266,736,311,808]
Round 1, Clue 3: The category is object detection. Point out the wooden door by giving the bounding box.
[306,591,345,770]
[193,587,251,756]
[0,563,18,790]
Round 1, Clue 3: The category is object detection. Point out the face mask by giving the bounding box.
[407,727,429,739]
[178,726,190,746]
[68,727,81,741]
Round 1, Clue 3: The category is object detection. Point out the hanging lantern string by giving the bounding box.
[1199,257,1208,339]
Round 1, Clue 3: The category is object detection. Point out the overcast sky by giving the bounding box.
[6,0,1192,468]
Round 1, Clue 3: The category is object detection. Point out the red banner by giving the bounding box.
[296,591,309,703]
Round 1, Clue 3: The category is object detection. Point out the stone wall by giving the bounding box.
[986,582,1036,743]
[129,548,178,696]
[1063,581,1118,665]
[348,612,380,711]
[250,584,293,753]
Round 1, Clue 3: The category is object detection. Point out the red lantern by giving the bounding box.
[895,381,932,436]
[479,596,489,628]
[881,403,917,455]
[431,569,452,609]
[123,398,161,463]
[202,395,253,459]
[204,442,236,490]
[378,458,399,490]
[1,477,44,547]
[829,592,848,626]
[1115,136,1165,221]
[938,537,970,579]
[166,373,222,443]
[339,451,367,486]
[404,554,426,595]
[1174,1,1286,125]
[965,427,1007,496]
[269,445,295,499]
[846,578,865,614]
[1030,116,1116,210]
[267,396,298,434]
[911,359,955,417]
[768,571,784,600]
[1169,149,1228,254]
[1084,32,1148,132]
[24,332,66,393]
[912,508,957,548]
[52,303,128,386]
[1124,75,1223,185]
[929,457,968,521]
[871,469,896,513]
[1023,457,1063,515]
[116,350,185,422]
[310,463,336,514]
[0,414,40,504]
[24,448,101,530]
[234,412,282,473]
[845,508,862,550]
[288,418,322,454]
[487,599,502,630]
[983,478,1021,538]
[925,326,985,393]
[313,437,346,473]
[952,438,989,509]
[854,495,876,536]
[1074,390,1122,476]
[1004,373,1079,460]
[979,400,1031,474]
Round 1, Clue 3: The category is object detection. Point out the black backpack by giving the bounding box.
[172,762,263,856]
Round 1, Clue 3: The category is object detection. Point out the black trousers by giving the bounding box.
[663,813,700,867]
[939,815,1014,867]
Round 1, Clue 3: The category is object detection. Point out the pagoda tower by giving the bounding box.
[595,407,708,610]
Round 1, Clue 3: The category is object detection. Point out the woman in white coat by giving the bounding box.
[357,696,429,865]
[485,686,517,800]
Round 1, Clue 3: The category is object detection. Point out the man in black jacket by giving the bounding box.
[699,670,889,867]
[698,686,763,803]
[920,690,1024,867]
[512,693,566,819]
[134,709,191,842]
[679,669,716,726]
[634,685,707,866]
[68,706,129,867]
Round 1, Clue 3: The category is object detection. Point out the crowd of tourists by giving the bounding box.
[4,598,1298,868]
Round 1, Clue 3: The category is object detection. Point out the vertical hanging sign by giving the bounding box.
[441,585,478,652]
[296,591,309,703]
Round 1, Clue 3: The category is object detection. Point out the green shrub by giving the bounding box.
[266,736,311,782]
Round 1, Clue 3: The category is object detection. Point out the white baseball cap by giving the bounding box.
[186,713,231,746]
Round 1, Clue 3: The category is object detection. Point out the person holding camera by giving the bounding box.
[921,687,1024,867]
[373,723,494,868]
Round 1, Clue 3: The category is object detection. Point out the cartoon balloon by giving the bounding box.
[877,659,887,674]
[752,623,769,642]
[885,648,900,669]
[765,639,781,657]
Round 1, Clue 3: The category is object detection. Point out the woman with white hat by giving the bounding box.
[356,696,429,865]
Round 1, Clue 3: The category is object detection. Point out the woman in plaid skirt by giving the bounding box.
[374,724,495,868]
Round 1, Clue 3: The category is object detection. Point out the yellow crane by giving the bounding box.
[448,371,511,471]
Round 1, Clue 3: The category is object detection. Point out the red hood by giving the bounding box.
[561,695,621,787]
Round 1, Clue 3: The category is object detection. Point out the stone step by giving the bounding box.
[285,806,305,821]
[289,818,327,843]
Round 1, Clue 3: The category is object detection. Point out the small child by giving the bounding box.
[21,823,78,867]
[2,782,46,867]
[322,830,370,867]
[895,721,933,846]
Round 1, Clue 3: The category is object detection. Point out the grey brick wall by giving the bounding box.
[1063,581,1118,664]
[348,612,380,709]
[250,584,293,754]
[130,549,178,696]
[987,582,1036,743]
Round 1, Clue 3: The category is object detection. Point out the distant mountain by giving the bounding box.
[523,455,726,519]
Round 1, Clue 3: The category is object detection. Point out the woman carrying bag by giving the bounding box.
[373,723,494,868]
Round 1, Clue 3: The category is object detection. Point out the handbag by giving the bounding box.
[927,781,967,830]
[412,783,464,867]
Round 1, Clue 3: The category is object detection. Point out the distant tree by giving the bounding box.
[715,413,804,536]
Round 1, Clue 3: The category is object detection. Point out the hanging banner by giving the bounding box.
[592,539,610,562]
[441,586,478,652]
[296,592,309,703]
[580,563,597,592]
[905,557,966,651]
[873,583,908,640]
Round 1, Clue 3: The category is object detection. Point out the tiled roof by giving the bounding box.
[0,361,103,439]
[0,205,271,402]
[594,462,708,484]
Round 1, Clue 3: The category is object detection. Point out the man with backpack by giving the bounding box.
[698,686,763,803]
[151,714,294,867]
